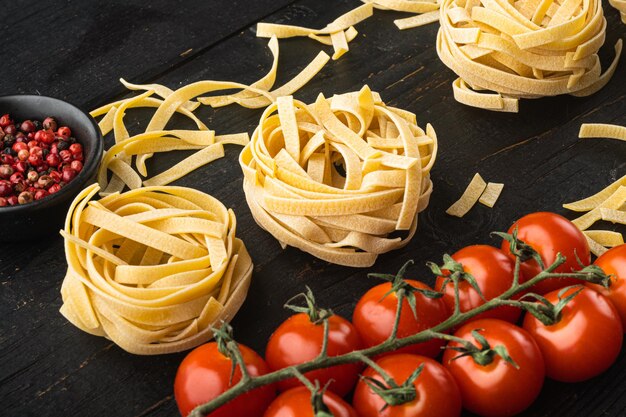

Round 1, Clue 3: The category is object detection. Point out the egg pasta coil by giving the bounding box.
[436,0,623,112]
[59,184,252,355]
[240,86,437,267]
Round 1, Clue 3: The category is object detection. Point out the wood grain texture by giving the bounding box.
[1,0,626,416]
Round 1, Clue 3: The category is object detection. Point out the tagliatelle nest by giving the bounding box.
[239,86,437,267]
[59,184,252,355]
[437,0,623,112]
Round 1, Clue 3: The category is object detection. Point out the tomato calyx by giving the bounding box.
[357,353,422,409]
[445,329,520,368]
[284,286,333,325]
[212,322,252,384]
[309,381,335,417]
[368,260,443,320]
[517,262,611,326]
[579,262,613,289]
[494,228,545,268]
[519,285,584,326]
[428,254,486,313]
[290,370,336,417]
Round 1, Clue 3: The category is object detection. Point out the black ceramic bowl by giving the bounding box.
[0,95,103,241]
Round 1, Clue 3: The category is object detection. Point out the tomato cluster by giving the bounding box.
[174,212,626,417]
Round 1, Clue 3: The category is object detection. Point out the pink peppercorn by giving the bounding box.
[34,189,48,200]
[59,150,72,163]
[43,117,57,131]
[70,160,83,172]
[61,168,77,183]
[46,153,60,167]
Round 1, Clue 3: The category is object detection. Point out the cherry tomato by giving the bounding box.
[174,342,275,417]
[263,386,358,417]
[435,245,522,324]
[501,212,590,294]
[442,319,544,417]
[353,354,461,417]
[587,244,626,330]
[265,312,362,396]
[523,286,623,382]
[353,279,449,357]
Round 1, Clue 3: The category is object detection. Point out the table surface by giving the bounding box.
[2,1,626,416]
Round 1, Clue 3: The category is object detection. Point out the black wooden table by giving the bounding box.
[1,1,626,416]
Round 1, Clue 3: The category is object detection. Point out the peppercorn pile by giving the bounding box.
[0,114,84,206]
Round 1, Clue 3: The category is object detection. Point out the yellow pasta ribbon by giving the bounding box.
[240,86,437,267]
[437,0,623,112]
[60,184,253,355]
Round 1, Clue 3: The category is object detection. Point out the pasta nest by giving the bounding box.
[437,0,623,112]
[240,86,437,267]
[60,184,252,355]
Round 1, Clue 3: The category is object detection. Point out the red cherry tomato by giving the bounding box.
[353,280,449,357]
[442,319,544,417]
[501,212,590,294]
[174,342,275,417]
[587,244,626,330]
[265,312,362,396]
[353,354,461,417]
[435,245,522,324]
[523,286,623,382]
[263,386,358,417]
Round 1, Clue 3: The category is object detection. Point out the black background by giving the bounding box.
[1,1,626,416]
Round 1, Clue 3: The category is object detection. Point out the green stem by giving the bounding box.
[318,319,330,359]
[388,289,405,341]
[453,277,461,316]
[189,253,602,417]
[513,255,521,287]
[354,352,398,387]
[291,368,317,392]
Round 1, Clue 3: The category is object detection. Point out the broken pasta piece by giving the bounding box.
[59,184,253,355]
[446,173,487,217]
[479,182,504,208]
[583,230,624,247]
[579,123,626,141]
[394,11,440,30]
[564,130,626,256]
[361,0,441,29]
[585,234,609,256]
[257,3,373,39]
[437,0,623,112]
[256,3,373,59]
[240,86,437,267]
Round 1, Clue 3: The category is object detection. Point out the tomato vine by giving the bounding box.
[188,231,610,417]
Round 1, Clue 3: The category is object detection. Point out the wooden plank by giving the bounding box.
[1,0,626,416]
[0,0,296,108]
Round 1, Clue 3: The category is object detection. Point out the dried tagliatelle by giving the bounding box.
[59,184,253,355]
[90,36,332,196]
[197,37,330,109]
[611,0,626,23]
[240,86,437,267]
[361,0,441,29]
[437,0,623,112]
[479,182,504,208]
[257,3,373,60]
[563,123,626,256]
[446,173,487,217]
